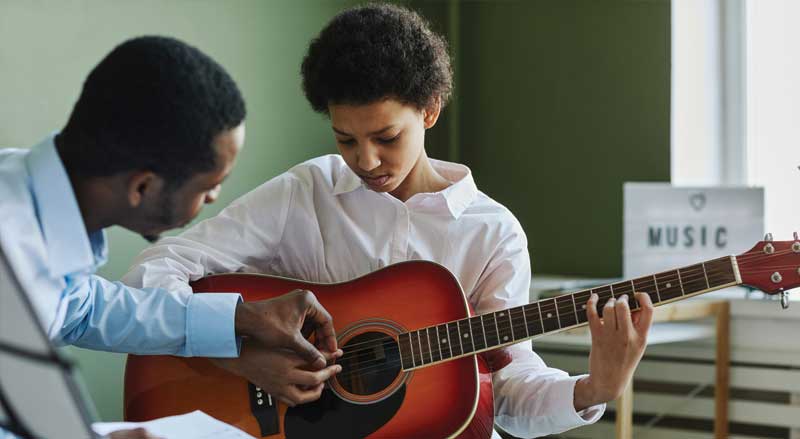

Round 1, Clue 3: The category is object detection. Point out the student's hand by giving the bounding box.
[108,427,162,439]
[234,289,338,370]
[573,292,654,411]
[211,340,342,407]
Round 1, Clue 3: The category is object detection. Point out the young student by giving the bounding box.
[123,4,653,437]
[0,36,340,439]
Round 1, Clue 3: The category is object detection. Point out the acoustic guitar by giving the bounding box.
[124,235,799,438]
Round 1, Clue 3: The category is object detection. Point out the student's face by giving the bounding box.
[329,99,437,195]
[138,123,245,242]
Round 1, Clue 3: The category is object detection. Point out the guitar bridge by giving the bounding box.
[249,382,279,437]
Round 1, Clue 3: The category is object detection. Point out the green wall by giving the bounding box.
[458,0,671,277]
[0,0,670,422]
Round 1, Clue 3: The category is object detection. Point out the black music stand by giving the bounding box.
[0,241,98,438]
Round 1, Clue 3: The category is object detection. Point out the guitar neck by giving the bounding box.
[398,255,741,371]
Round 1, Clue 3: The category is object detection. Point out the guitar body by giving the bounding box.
[124,261,494,438]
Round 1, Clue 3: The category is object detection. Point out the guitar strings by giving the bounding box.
[331,250,796,369]
[333,270,742,377]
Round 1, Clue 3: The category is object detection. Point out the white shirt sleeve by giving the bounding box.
[469,223,605,438]
[121,174,295,291]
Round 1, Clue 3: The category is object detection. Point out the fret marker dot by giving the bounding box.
[582,304,586,309]
[499,312,504,316]
[666,282,672,288]
[547,313,552,318]
[463,334,469,338]
[503,336,509,341]
[442,339,447,344]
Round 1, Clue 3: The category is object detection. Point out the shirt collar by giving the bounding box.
[331,157,478,219]
[25,135,107,277]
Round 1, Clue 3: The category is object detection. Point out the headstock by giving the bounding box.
[737,233,800,309]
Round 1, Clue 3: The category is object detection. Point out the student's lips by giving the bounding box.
[361,175,390,188]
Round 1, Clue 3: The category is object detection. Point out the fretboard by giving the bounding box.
[397,255,740,371]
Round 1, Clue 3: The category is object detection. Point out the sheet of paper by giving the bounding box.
[92,410,256,439]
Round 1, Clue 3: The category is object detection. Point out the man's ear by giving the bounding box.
[422,96,442,129]
[126,171,162,208]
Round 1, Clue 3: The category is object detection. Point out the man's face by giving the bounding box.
[139,123,245,242]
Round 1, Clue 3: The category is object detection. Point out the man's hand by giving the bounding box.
[108,428,162,439]
[574,292,654,411]
[212,340,342,407]
[234,289,338,370]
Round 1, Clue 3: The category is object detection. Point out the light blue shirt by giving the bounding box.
[0,135,242,357]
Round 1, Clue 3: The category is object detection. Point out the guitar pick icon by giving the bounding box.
[689,193,706,212]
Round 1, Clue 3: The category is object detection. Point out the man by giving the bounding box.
[0,36,340,438]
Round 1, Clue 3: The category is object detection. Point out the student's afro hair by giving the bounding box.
[301,3,453,114]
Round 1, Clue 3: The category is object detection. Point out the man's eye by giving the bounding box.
[338,138,356,146]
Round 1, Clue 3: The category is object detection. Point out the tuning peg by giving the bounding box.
[765,233,774,241]
[781,291,790,310]
[794,231,799,241]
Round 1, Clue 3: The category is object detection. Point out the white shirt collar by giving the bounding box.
[331,157,478,219]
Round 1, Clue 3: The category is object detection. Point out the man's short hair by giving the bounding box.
[58,36,246,186]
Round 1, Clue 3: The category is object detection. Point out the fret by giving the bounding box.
[455,321,464,355]
[539,298,560,332]
[470,316,487,350]
[433,325,443,361]
[419,330,432,364]
[655,270,683,301]
[609,283,616,298]
[410,331,422,367]
[705,257,737,287]
[479,315,488,348]
[570,294,580,319]
[593,285,613,317]
[679,264,709,296]
[447,322,463,356]
[676,269,685,295]
[652,274,662,302]
[398,332,413,370]
[536,302,546,333]
[509,306,527,341]
[521,305,530,337]
[493,311,501,344]
[628,280,640,310]
[702,262,711,289]
[612,280,636,310]
[523,304,544,336]
[633,277,659,307]
[555,296,577,328]
[442,323,453,358]
[429,327,442,363]
[458,319,475,353]
[496,310,514,344]
[573,291,590,324]
[483,312,500,347]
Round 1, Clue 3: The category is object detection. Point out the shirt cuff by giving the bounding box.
[557,374,606,427]
[185,293,242,357]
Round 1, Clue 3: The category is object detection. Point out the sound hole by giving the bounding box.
[336,332,401,396]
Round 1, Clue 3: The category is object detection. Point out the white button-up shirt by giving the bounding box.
[122,154,604,438]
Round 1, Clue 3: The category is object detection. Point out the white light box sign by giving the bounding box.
[623,183,764,278]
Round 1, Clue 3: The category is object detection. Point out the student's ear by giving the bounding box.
[422,96,442,129]
[126,171,163,208]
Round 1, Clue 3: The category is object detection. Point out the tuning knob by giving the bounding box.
[764,234,776,253]
[781,291,790,310]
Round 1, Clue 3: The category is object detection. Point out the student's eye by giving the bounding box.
[337,138,356,146]
[377,134,400,145]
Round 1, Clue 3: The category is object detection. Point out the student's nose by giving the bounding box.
[357,144,381,172]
